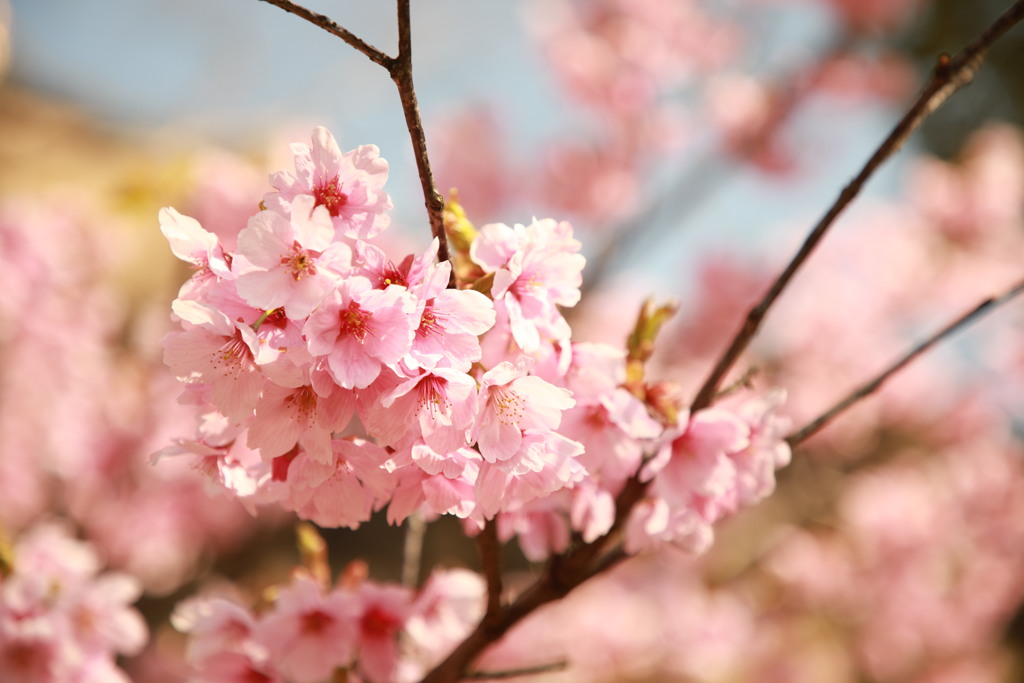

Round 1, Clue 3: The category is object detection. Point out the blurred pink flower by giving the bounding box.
[253,575,358,683]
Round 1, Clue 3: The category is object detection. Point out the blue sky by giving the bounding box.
[6,0,912,297]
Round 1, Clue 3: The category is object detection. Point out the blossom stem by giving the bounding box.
[788,275,1024,446]
[688,0,1024,414]
[252,309,273,331]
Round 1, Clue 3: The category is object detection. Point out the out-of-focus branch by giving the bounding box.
[576,37,856,303]
[401,513,426,588]
[257,0,452,281]
[689,0,1024,413]
[477,518,503,627]
[788,275,1024,446]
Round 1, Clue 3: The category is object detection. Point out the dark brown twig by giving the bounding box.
[257,0,392,67]
[477,518,503,628]
[689,0,1024,413]
[787,275,1024,446]
[390,0,452,278]
[257,0,452,281]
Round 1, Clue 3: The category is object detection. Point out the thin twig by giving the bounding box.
[256,0,393,68]
[787,275,1024,446]
[390,0,452,279]
[689,0,1024,413]
[477,518,503,627]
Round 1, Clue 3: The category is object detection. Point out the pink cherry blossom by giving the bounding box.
[152,431,279,514]
[303,277,416,389]
[641,408,748,507]
[265,126,393,240]
[0,523,147,683]
[476,429,586,519]
[470,218,585,352]
[496,496,573,562]
[560,386,663,487]
[63,572,147,659]
[473,357,576,462]
[385,443,482,523]
[355,238,436,291]
[353,582,413,683]
[159,207,231,292]
[234,195,350,319]
[624,496,713,555]
[285,439,394,529]
[246,380,356,464]
[163,297,266,424]
[404,259,495,372]
[370,367,478,453]
[253,575,358,683]
[403,569,485,671]
[171,595,260,668]
[187,651,282,683]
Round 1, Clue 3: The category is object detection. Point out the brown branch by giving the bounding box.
[419,480,638,683]
[256,0,392,68]
[688,0,1024,413]
[419,537,628,683]
[787,275,1024,446]
[478,518,503,627]
[257,0,453,282]
[389,0,452,281]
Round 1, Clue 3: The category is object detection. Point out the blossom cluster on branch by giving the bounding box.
[157,125,792,680]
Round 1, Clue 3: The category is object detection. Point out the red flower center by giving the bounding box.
[301,608,334,635]
[313,175,349,217]
[339,301,373,343]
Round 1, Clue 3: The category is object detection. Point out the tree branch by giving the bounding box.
[688,0,1024,413]
[389,0,452,280]
[256,0,393,68]
[787,275,1024,446]
[401,513,426,588]
[477,518,503,628]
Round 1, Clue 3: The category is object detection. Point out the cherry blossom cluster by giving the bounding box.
[173,566,484,683]
[158,125,792,563]
[0,522,147,682]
